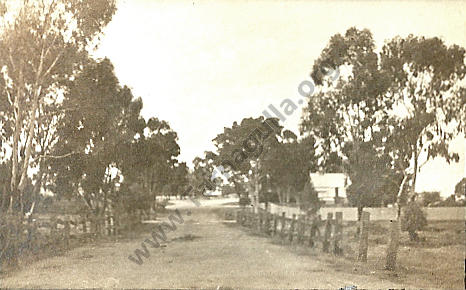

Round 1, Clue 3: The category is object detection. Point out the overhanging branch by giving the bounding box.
[34,151,79,161]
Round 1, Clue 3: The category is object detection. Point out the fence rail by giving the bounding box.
[266,203,465,221]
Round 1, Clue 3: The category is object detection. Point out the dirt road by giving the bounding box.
[1,200,408,288]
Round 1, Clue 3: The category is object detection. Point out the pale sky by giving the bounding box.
[95,0,465,196]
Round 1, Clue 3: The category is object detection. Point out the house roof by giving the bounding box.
[310,173,348,188]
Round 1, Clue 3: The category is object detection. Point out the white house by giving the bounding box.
[309,172,350,205]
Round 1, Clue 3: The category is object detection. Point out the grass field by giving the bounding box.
[223,207,465,289]
[321,219,465,289]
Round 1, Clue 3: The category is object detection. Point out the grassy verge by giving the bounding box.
[344,220,465,289]
[221,207,464,289]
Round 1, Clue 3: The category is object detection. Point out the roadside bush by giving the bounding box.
[420,191,442,207]
[157,199,169,209]
[298,181,322,214]
[436,194,465,207]
[239,196,251,207]
[401,202,427,241]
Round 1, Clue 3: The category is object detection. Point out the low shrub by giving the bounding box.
[401,201,427,241]
[239,196,251,207]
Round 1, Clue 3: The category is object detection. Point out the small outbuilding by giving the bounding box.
[309,172,350,205]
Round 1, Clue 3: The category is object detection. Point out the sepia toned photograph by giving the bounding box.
[0,0,465,289]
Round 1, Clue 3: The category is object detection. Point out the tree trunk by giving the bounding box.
[356,205,363,235]
[7,84,24,262]
[1,183,8,211]
[10,71,24,213]
[285,188,290,204]
[18,87,41,194]
[254,168,260,208]
[27,171,44,217]
[385,174,408,270]
[412,145,420,202]
[385,218,401,270]
[277,190,284,204]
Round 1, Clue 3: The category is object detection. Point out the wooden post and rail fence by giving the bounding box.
[18,211,137,253]
[236,207,371,260]
[1,208,155,264]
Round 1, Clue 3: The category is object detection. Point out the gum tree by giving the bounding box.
[48,58,143,233]
[120,117,184,205]
[454,178,466,199]
[0,0,116,265]
[261,135,318,206]
[211,117,284,208]
[191,153,216,195]
[302,28,465,270]
[301,27,393,221]
[0,0,116,214]
[380,35,465,270]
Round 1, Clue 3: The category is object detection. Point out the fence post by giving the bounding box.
[81,218,87,234]
[385,218,400,270]
[241,209,246,226]
[64,220,70,249]
[114,215,120,236]
[323,212,333,252]
[90,215,96,236]
[51,217,58,240]
[333,212,343,255]
[303,215,309,245]
[297,215,304,244]
[244,209,248,226]
[308,216,315,247]
[111,216,116,236]
[107,216,112,236]
[5,215,20,267]
[27,217,38,253]
[98,216,103,236]
[257,210,262,232]
[288,214,296,243]
[92,215,97,236]
[101,215,105,235]
[264,212,270,235]
[280,212,286,238]
[112,215,115,236]
[358,211,370,262]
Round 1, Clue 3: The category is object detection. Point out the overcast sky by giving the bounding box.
[95,0,465,196]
